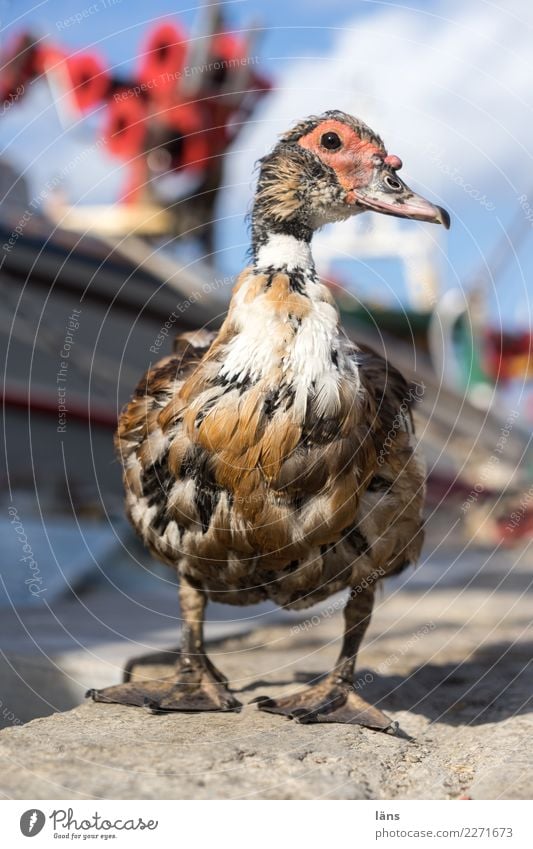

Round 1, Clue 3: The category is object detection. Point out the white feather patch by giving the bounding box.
[219,238,360,422]
[256,234,313,271]
[143,428,168,464]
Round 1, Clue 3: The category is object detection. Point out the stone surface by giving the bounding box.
[0,537,531,800]
[0,551,279,728]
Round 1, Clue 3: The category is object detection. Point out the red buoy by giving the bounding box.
[147,98,209,174]
[104,93,147,159]
[35,43,66,75]
[138,22,187,101]
[66,53,109,112]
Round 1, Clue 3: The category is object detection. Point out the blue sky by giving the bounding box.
[1,0,532,330]
[2,0,376,66]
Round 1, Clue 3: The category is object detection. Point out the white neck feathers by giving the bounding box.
[255,233,314,272]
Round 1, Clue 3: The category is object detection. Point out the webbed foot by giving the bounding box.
[254,674,392,730]
[87,656,240,713]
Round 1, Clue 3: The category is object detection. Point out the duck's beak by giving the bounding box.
[351,163,450,229]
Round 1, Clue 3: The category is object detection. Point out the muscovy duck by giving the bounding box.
[89,110,449,728]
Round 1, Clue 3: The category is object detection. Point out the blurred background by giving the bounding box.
[0,0,531,727]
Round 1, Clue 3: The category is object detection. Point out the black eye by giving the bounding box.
[383,174,402,191]
[321,131,342,151]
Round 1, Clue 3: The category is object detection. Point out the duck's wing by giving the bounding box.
[115,329,216,496]
[342,340,425,577]
[354,341,419,440]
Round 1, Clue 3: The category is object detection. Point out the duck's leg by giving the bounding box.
[256,584,392,729]
[87,577,241,712]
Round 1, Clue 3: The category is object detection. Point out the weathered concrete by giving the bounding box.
[0,538,531,800]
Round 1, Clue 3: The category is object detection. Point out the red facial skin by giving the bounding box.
[384,154,402,170]
[297,117,449,228]
[298,119,402,202]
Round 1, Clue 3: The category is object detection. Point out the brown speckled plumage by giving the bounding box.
[91,110,448,726]
[116,298,424,609]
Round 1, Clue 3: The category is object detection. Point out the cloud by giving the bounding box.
[226,0,532,189]
[218,0,533,316]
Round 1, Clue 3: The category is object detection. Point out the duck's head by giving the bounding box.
[252,110,449,250]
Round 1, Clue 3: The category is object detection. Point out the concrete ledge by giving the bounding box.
[1,572,532,800]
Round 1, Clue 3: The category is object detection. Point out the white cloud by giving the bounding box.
[2,0,531,322]
[218,0,533,290]
[243,1,531,181]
